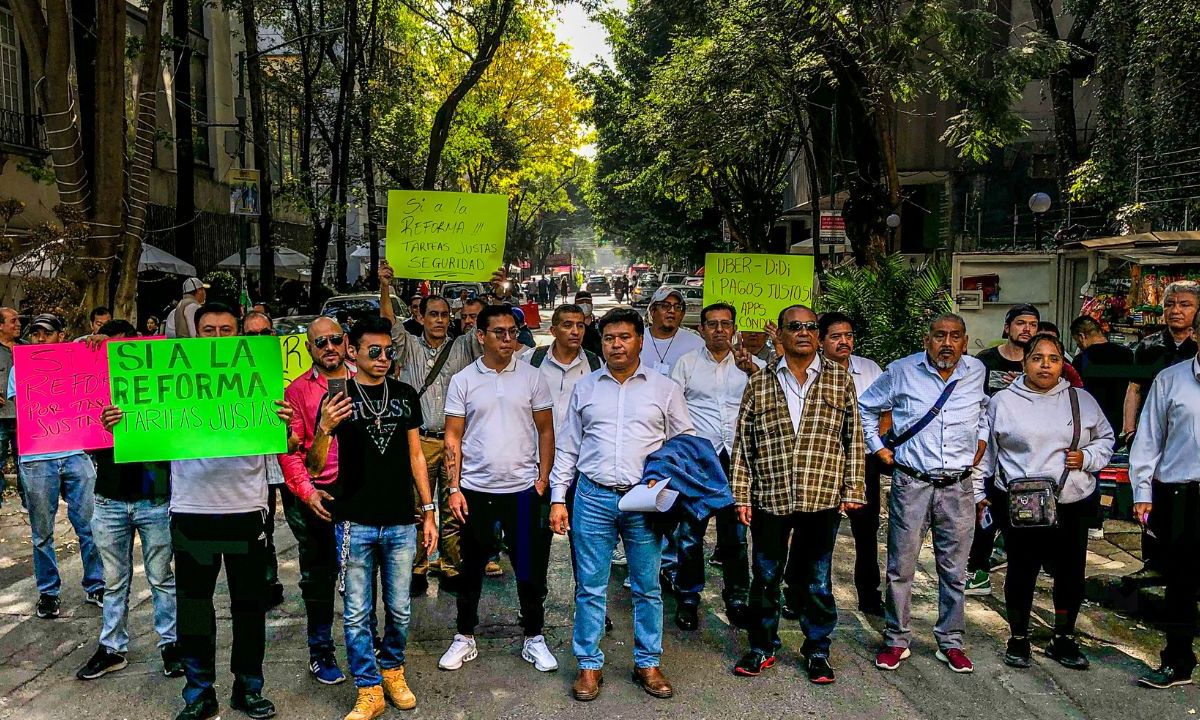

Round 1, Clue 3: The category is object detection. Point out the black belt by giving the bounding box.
[419,429,445,440]
[894,464,971,488]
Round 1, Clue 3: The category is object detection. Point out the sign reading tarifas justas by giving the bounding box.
[108,337,286,462]
[702,253,816,331]
[14,342,113,455]
[385,190,507,281]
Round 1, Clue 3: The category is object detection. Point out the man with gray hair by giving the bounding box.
[858,313,989,674]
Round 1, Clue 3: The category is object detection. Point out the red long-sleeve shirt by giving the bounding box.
[281,368,351,502]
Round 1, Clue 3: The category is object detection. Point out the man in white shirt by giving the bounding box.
[518,304,602,431]
[439,306,558,675]
[639,286,705,376]
[1130,310,1200,690]
[549,308,693,703]
[669,303,762,632]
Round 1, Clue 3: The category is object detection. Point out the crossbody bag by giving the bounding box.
[1005,387,1081,529]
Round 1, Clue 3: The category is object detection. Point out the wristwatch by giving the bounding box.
[420,503,436,513]
[448,487,460,495]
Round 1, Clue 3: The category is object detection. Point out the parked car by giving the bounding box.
[661,272,688,286]
[684,276,704,287]
[630,274,662,307]
[273,314,320,336]
[668,284,704,328]
[585,274,611,295]
[441,282,487,302]
[321,293,407,327]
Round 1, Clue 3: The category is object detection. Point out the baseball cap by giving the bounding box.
[574,290,593,304]
[650,286,684,305]
[182,277,210,294]
[1004,303,1040,326]
[30,313,63,333]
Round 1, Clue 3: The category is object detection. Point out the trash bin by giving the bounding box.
[520,302,542,330]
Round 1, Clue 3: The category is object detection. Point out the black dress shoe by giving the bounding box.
[674,604,698,631]
[806,656,835,684]
[604,615,614,633]
[230,689,276,719]
[175,696,219,720]
[410,573,429,597]
[733,651,777,676]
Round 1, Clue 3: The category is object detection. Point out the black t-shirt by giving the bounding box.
[93,449,171,503]
[975,346,1024,396]
[1130,329,1199,395]
[328,378,423,526]
[1072,341,1134,433]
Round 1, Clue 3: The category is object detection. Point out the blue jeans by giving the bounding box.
[337,521,417,688]
[572,475,663,670]
[21,454,104,596]
[92,496,177,653]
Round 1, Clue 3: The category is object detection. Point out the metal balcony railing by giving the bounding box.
[0,107,43,152]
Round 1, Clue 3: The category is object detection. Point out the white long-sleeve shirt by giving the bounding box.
[1130,357,1200,504]
[670,347,764,454]
[550,363,694,503]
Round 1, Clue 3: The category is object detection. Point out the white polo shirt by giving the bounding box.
[517,344,597,432]
[445,356,553,493]
[848,354,883,399]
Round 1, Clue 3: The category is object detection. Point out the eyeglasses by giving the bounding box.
[313,334,345,349]
[244,328,274,336]
[366,345,396,360]
[656,302,684,312]
[485,328,519,340]
[784,321,820,333]
[703,320,734,330]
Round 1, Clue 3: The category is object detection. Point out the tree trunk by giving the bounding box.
[70,0,98,199]
[876,99,902,253]
[1029,0,1085,194]
[361,110,381,290]
[115,0,169,321]
[242,0,276,302]
[172,0,196,263]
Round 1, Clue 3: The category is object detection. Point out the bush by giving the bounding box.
[202,271,238,307]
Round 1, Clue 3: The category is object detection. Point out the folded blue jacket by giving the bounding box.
[642,435,734,524]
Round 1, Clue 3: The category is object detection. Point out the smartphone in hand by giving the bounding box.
[327,377,348,400]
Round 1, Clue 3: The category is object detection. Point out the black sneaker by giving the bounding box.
[175,695,219,720]
[410,573,429,597]
[604,615,614,633]
[76,646,127,680]
[1045,635,1089,670]
[806,655,835,684]
[85,589,105,608]
[708,554,723,568]
[230,688,276,719]
[674,604,699,631]
[35,594,60,619]
[733,651,777,677]
[161,642,185,678]
[1138,664,1192,689]
[1003,637,1032,668]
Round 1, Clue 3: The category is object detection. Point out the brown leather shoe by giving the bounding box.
[572,669,603,701]
[632,666,674,698]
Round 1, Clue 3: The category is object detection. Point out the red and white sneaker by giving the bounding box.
[936,648,974,673]
[875,646,911,671]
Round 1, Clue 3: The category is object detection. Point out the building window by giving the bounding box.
[0,7,23,116]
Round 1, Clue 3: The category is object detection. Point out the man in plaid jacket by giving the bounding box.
[730,304,866,685]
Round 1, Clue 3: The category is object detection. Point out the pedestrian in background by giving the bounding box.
[0,306,20,510]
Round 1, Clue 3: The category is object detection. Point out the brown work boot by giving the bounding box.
[381,666,417,710]
[344,685,385,720]
[632,666,674,698]
[572,669,603,701]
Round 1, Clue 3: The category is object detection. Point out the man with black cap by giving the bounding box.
[573,291,603,356]
[168,277,209,339]
[965,303,1040,596]
[7,313,105,619]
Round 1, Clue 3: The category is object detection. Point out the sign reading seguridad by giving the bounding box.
[385,190,507,282]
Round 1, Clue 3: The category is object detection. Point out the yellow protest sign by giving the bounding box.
[385,190,507,281]
[280,333,308,386]
[702,253,816,331]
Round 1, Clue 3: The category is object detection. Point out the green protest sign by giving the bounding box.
[280,333,308,386]
[385,190,507,281]
[702,252,816,331]
[109,336,286,462]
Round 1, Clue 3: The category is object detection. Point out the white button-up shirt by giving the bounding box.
[518,345,596,432]
[672,347,764,454]
[550,363,694,503]
[848,354,883,399]
[775,354,823,433]
[1130,357,1200,504]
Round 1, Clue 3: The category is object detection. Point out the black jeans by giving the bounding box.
[265,486,282,588]
[1141,479,1173,572]
[172,511,268,705]
[457,487,552,637]
[675,449,749,609]
[749,508,841,658]
[1155,481,1200,672]
[846,454,883,605]
[999,490,1095,638]
[282,490,338,656]
[968,475,1001,573]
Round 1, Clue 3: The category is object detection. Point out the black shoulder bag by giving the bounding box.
[1006,387,1081,529]
[417,342,455,398]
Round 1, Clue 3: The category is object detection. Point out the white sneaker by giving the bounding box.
[611,546,627,566]
[1088,528,1104,540]
[438,634,478,670]
[521,635,558,672]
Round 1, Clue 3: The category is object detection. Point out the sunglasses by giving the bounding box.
[784,321,820,333]
[313,334,345,349]
[366,345,396,360]
[244,329,274,336]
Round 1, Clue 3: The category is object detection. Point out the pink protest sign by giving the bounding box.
[14,342,113,455]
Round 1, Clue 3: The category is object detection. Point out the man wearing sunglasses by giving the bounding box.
[730,305,865,685]
[438,305,557,674]
[280,315,355,685]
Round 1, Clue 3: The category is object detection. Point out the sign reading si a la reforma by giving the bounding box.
[702,253,816,332]
[385,190,508,281]
[108,336,287,462]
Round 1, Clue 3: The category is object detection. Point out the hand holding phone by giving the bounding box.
[327,377,348,399]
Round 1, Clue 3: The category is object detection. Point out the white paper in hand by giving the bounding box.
[618,480,679,513]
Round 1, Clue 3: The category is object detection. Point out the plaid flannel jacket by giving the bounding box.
[731,357,866,514]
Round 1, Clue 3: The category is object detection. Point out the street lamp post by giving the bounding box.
[1029,192,1052,245]
[886,212,901,252]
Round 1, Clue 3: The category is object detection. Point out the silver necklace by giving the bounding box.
[651,331,676,363]
[353,377,390,429]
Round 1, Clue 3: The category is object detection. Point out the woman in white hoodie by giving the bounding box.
[979,333,1114,670]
